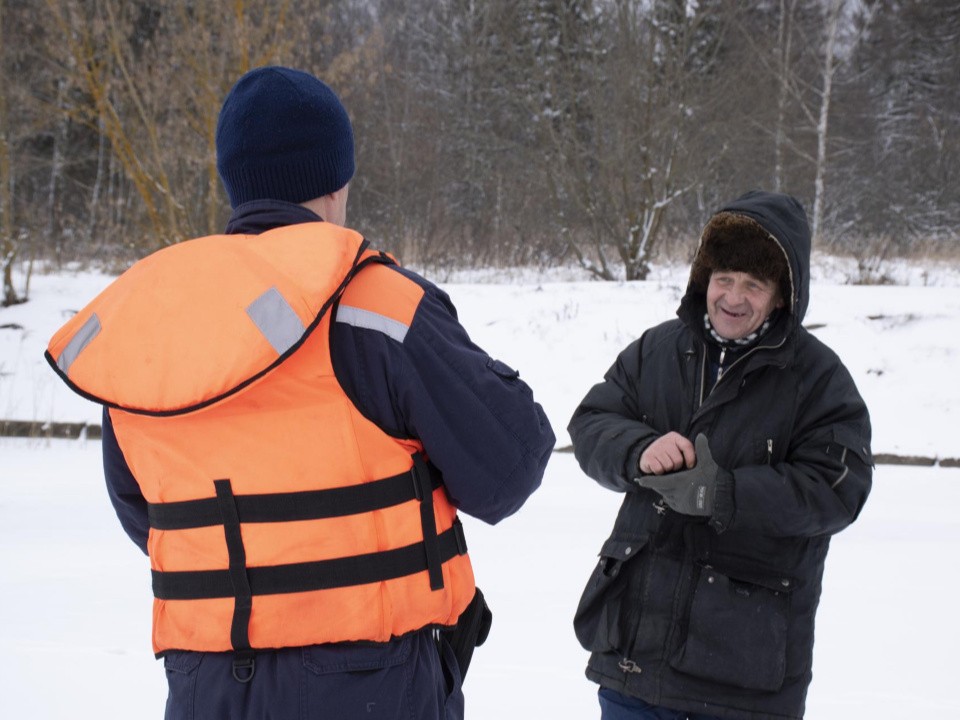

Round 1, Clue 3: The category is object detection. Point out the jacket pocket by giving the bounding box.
[574,535,648,653]
[670,565,794,692]
[301,638,414,719]
[162,651,203,720]
[437,634,465,720]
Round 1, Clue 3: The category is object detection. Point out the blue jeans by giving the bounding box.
[599,688,724,720]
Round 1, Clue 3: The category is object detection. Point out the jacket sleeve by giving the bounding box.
[332,269,555,525]
[567,336,661,493]
[720,352,873,538]
[101,407,150,554]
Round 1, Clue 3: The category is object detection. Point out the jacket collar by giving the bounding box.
[224,199,324,235]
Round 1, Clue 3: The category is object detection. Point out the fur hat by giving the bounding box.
[689,212,792,309]
[216,67,355,208]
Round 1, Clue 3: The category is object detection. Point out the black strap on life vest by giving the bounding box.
[214,479,256,683]
[411,453,444,591]
[153,520,467,600]
[147,461,443,530]
[149,454,466,667]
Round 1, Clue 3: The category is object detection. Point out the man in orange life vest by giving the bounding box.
[46,66,555,719]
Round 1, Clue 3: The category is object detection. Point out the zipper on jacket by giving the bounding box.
[766,438,773,464]
[831,446,850,488]
[697,352,707,408]
[716,337,784,387]
[697,335,787,411]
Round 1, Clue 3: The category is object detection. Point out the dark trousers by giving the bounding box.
[599,688,725,720]
[163,629,462,720]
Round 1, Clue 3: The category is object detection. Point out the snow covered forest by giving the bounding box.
[2,0,959,307]
[2,4,960,716]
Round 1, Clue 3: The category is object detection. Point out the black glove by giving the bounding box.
[634,433,723,516]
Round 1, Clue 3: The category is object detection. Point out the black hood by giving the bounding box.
[681,190,812,329]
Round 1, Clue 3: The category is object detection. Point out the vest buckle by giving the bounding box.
[453,518,468,555]
[232,653,256,683]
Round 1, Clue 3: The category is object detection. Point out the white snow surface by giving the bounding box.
[1,260,959,718]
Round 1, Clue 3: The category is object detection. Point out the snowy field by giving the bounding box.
[1,258,959,718]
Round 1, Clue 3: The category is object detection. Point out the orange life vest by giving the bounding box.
[46,222,475,656]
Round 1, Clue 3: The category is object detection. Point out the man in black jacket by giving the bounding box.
[569,190,872,720]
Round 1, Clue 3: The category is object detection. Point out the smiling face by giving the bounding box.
[706,270,783,340]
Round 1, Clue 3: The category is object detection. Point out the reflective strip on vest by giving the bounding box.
[57,313,101,374]
[336,305,409,343]
[246,287,306,355]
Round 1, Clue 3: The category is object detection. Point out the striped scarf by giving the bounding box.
[703,312,774,349]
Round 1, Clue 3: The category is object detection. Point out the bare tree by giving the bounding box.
[774,0,801,192]
[1,0,23,305]
[810,0,845,245]
[544,0,730,280]
[44,0,296,251]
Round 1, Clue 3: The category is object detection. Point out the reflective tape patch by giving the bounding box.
[246,287,306,355]
[336,305,409,343]
[57,313,101,375]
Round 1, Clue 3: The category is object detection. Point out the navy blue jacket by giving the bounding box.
[103,199,555,552]
[101,200,555,719]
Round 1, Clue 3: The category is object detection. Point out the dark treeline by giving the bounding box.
[2,0,958,303]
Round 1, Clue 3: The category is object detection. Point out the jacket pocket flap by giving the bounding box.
[599,537,647,562]
[486,357,520,380]
[162,650,203,675]
[830,426,872,465]
[303,636,411,675]
[705,563,796,594]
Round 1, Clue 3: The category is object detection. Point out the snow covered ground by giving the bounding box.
[1,259,959,718]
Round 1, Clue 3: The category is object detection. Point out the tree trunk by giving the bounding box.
[47,77,67,263]
[773,0,798,192]
[812,0,844,247]
[0,0,22,306]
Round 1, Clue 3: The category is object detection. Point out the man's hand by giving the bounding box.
[638,431,696,475]
[634,434,722,516]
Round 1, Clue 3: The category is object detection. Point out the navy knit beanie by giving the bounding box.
[216,66,355,208]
